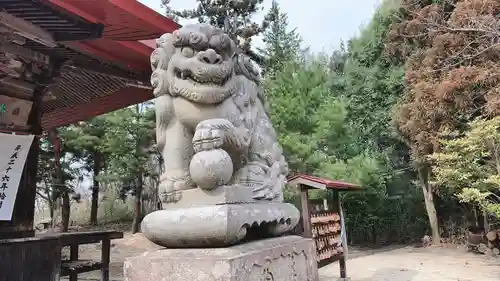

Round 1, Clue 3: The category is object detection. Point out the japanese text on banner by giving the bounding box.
[0,133,34,220]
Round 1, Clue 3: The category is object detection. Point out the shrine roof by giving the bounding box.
[0,0,180,130]
[287,174,361,191]
[44,0,179,40]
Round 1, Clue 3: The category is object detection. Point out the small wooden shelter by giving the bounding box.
[287,174,361,279]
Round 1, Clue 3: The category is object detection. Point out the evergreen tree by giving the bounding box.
[37,128,82,231]
[161,0,179,22]
[265,58,351,174]
[259,0,302,76]
[100,104,155,233]
[61,117,108,225]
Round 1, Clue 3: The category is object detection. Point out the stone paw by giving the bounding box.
[159,176,195,203]
[192,124,225,153]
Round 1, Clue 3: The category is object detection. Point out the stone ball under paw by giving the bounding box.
[189,149,233,190]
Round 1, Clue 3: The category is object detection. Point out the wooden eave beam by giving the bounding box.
[0,42,50,66]
[0,12,56,48]
[41,0,100,23]
[67,41,150,72]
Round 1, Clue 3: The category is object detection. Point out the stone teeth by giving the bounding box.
[176,69,229,86]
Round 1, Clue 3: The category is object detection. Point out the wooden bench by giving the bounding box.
[39,230,123,281]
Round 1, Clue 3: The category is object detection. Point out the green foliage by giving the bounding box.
[258,0,430,244]
[342,0,405,154]
[342,189,428,245]
[321,154,386,190]
[327,0,430,243]
[259,0,302,76]
[61,116,108,168]
[429,117,500,217]
[37,129,82,204]
[348,0,402,68]
[338,0,415,198]
[265,58,352,175]
[60,116,110,224]
[99,104,155,196]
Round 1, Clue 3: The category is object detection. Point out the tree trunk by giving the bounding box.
[52,198,61,228]
[483,209,489,233]
[89,152,102,225]
[131,176,143,234]
[48,129,62,229]
[52,129,68,232]
[48,199,54,225]
[61,192,70,232]
[418,165,440,244]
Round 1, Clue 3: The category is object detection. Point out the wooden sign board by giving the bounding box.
[0,95,33,127]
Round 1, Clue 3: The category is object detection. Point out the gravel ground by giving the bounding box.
[61,232,500,281]
[319,246,500,281]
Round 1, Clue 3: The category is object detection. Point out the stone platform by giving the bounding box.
[124,235,318,281]
[141,202,300,248]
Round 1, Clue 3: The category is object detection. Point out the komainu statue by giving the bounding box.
[141,24,299,248]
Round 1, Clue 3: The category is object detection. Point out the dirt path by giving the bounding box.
[319,246,500,281]
[61,233,161,281]
[69,234,500,281]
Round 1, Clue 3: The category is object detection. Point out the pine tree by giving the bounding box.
[161,0,179,22]
[259,0,302,76]
[100,104,156,233]
[61,117,108,225]
[37,128,82,231]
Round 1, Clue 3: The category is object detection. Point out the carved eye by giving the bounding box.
[181,47,194,57]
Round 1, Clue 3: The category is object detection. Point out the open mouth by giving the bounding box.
[174,68,231,86]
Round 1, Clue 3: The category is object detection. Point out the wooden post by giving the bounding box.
[69,244,79,281]
[333,190,347,278]
[0,79,43,238]
[300,184,312,238]
[101,238,111,281]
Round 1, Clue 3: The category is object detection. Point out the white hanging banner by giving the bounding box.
[0,133,34,220]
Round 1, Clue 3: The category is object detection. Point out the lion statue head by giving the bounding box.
[150,24,242,104]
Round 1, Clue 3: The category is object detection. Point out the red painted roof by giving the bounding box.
[140,39,157,49]
[44,0,180,40]
[287,174,361,191]
[36,0,179,128]
[41,0,179,72]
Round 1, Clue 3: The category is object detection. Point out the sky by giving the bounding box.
[138,0,382,53]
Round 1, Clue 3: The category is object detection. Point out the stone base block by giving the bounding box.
[162,186,261,209]
[141,203,300,248]
[124,235,319,281]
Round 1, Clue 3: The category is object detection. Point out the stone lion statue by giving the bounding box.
[150,24,288,203]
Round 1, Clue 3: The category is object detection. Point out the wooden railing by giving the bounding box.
[38,230,124,281]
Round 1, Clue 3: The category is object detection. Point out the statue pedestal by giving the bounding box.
[141,202,300,248]
[124,235,319,281]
